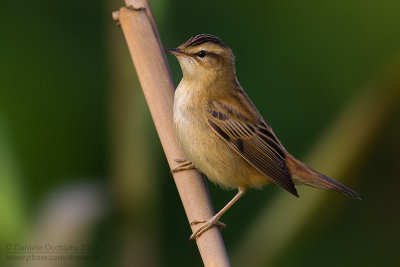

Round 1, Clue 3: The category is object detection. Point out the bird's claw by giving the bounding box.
[171,159,196,173]
[189,216,226,241]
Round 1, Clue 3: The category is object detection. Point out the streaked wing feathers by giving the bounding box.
[207,107,298,196]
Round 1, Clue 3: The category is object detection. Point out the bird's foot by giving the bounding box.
[189,215,226,241]
[171,159,195,173]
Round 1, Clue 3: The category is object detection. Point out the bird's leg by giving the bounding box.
[171,159,196,173]
[189,187,248,240]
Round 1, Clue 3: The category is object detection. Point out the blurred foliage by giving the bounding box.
[0,0,399,266]
[0,120,26,244]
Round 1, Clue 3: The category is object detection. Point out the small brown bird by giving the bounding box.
[165,34,360,240]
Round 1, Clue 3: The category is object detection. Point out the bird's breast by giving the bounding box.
[173,85,269,189]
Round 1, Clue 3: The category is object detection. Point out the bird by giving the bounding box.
[165,34,360,240]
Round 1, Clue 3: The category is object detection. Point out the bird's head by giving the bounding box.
[165,34,235,80]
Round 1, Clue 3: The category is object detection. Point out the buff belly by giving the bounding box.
[174,108,271,190]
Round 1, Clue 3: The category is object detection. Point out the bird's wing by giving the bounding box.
[206,101,298,197]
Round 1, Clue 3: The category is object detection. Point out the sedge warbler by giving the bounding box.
[165,34,360,240]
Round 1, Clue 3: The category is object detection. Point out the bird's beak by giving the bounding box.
[164,48,185,56]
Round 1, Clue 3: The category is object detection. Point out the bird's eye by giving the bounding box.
[197,50,207,58]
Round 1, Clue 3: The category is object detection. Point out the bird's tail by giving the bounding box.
[285,154,361,200]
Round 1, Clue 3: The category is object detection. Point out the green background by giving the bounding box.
[1,0,399,266]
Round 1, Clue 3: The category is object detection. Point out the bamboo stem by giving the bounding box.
[109,0,160,265]
[114,0,230,266]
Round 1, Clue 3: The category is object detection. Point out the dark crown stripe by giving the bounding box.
[186,34,225,47]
